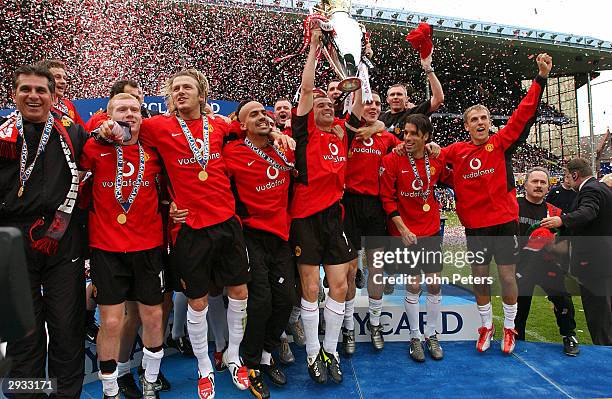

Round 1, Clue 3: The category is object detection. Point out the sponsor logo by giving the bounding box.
[412,179,423,191]
[323,142,347,162]
[123,162,135,178]
[100,153,111,157]
[353,146,382,156]
[266,166,279,180]
[177,152,220,166]
[256,177,286,192]
[485,143,494,152]
[469,158,482,170]
[363,137,374,147]
[171,132,182,137]
[248,160,255,166]
[400,190,422,198]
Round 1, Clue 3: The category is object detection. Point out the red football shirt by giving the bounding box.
[223,139,293,240]
[346,131,400,196]
[289,112,351,219]
[80,138,163,252]
[53,98,85,127]
[139,114,235,229]
[380,152,449,237]
[441,76,546,229]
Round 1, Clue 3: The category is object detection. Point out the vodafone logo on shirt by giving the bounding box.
[352,137,382,156]
[266,166,280,180]
[101,162,150,188]
[256,166,286,192]
[463,157,494,180]
[323,142,347,163]
[177,151,221,166]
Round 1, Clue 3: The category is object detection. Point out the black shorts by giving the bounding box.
[342,192,387,250]
[162,245,180,293]
[173,216,250,299]
[385,233,443,275]
[465,220,520,266]
[290,202,357,266]
[90,247,164,306]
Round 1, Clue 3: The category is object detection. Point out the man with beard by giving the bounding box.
[380,114,450,363]
[224,101,296,398]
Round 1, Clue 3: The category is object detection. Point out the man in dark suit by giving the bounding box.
[542,158,612,345]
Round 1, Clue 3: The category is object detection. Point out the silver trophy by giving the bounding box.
[315,0,364,92]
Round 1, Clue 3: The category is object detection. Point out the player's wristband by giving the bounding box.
[423,66,434,74]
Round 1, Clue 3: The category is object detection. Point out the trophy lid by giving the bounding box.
[319,0,351,14]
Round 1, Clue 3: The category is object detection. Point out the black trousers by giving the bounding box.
[579,277,612,345]
[515,257,576,340]
[241,228,296,369]
[6,223,85,399]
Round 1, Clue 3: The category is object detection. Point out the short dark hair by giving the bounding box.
[404,114,433,142]
[274,97,292,108]
[566,158,593,178]
[327,79,341,90]
[235,99,254,122]
[12,65,55,94]
[110,79,139,98]
[35,59,66,71]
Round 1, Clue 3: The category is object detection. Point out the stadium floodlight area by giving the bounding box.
[181,0,612,52]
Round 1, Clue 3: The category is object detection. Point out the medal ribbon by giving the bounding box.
[17,112,54,193]
[244,137,294,171]
[114,143,145,214]
[407,152,431,204]
[176,115,209,172]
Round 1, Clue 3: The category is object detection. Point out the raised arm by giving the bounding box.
[421,52,444,113]
[296,26,321,117]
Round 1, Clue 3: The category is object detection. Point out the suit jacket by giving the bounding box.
[561,177,612,280]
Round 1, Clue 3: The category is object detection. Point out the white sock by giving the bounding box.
[172,292,189,339]
[300,298,320,357]
[99,369,119,396]
[404,291,421,340]
[261,350,272,366]
[226,297,247,364]
[477,302,493,329]
[207,294,228,352]
[288,306,301,324]
[116,361,130,378]
[368,297,383,327]
[424,292,441,337]
[322,297,345,354]
[142,348,164,383]
[280,331,287,339]
[503,302,517,329]
[187,305,213,377]
[343,298,355,330]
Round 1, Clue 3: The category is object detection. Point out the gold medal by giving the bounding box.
[198,170,208,181]
[117,213,127,224]
[17,186,24,197]
[423,204,431,212]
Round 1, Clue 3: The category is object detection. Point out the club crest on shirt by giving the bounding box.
[485,143,494,152]
[61,116,72,127]
[144,152,151,162]
[430,166,436,176]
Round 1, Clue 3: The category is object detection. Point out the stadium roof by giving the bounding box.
[200,0,612,85]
